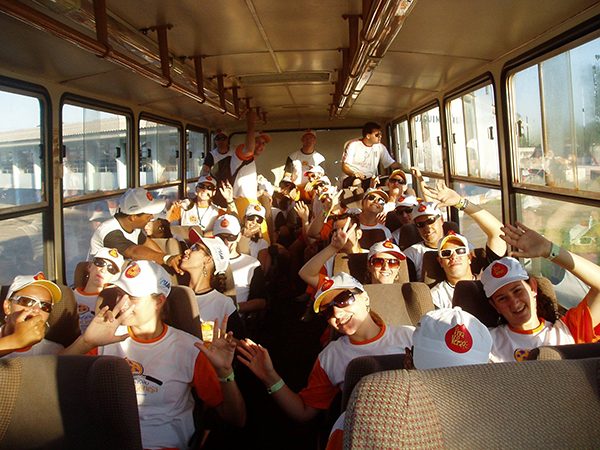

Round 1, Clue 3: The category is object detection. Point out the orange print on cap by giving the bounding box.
[206,176,213,181]
[146,192,153,201]
[445,324,473,353]
[109,249,119,258]
[254,205,261,212]
[33,272,46,281]
[418,204,427,213]
[125,263,141,278]
[221,218,230,228]
[383,241,394,249]
[322,279,334,291]
[398,196,405,202]
[491,263,508,278]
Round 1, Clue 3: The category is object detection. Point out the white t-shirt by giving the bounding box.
[230,254,262,304]
[341,139,396,180]
[231,145,258,200]
[403,241,437,281]
[0,325,63,358]
[248,238,269,260]
[195,289,237,323]
[285,149,326,186]
[177,202,224,230]
[75,287,100,334]
[90,217,144,256]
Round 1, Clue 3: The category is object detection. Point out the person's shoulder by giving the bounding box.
[165,324,202,345]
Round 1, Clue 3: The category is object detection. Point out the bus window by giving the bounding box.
[510,36,600,192]
[186,128,207,181]
[0,90,44,208]
[393,120,414,188]
[139,120,181,186]
[411,107,443,175]
[448,85,499,180]
[0,214,45,285]
[62,104,128,197]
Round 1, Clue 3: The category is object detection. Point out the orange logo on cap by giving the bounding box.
[514,349,530,361]
[322,279,334,291]
[125,263,141,278]
[125,358,143,375]
[109,249,119,258]
[447,231,456,236]
[146,192,153,201]
[398,196,405,202]
[221,218,230,228]
[254,205,261,212]
[33,272,46,281]
[491,263,508,278]
[445,324,473,353]
[418,204,427,212]
[206,176,213,181]
[383,241,394,249]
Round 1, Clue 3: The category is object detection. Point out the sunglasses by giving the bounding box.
[366,194,386,206]
[214,136,228,141]
[319,290,362,319]
[369,257,401,269]
[439,246,469,258]
[10,295,53,313]
[396,207,413,215]
[246,215,264,224]
[217,233,238,242]
[93,257,120,275]
[389,178,406,185]
[190,243,209,255]
[374,132,382,137]
[415,215,441,228]
[197,184,216,191]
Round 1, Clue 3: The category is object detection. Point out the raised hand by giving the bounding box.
[294,202,310,223]
[369,175,380,189]
[330,217,356,251]
[81,296,134,348]
[166,254,185,275]
[500,222,553,259]
[12,310,45,348]
[423,180,461,208]
[237,338,277,385]
[220,180,234,204]
[195,315,236,377]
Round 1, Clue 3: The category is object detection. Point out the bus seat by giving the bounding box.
[398,221,460,251]
[340,187,364,210]
[1,284,80,348]
[73,261,89,288]
[341,354,406,412]
[422,247,488,287]
[0,355,142,450]
[358,228,387,250]
[344,358,600,449]
[333,253,351,276]
[400,282,435,325]
[385,210,402,233]
[529,342,600,361]
[161,285,203,340]
[453,277,561,328]
[153,237,186,255]
[364,282,433,327]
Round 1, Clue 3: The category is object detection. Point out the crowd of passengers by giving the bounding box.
[2,109,600,450]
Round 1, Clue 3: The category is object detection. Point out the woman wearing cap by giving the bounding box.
[383,169,409,212]
[237,221,413,423]
[167,175,237,233]
[1,273,63,358]
[365,240,407,284]
[481,222,600,362]
[242,204,271,273]
[76,247,124,334]
[63,260,246,449]
[181,231,246,339]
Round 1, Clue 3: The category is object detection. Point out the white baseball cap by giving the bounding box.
[302,129,317,138]
[254,131,271,144]
[196,175,217,188]
[244,204,266,219]
[363,188,389,202]
[189,229,230,274]
[304,165,325,177]
[389,169,407,182]
[412,201,442,221]
[112,260,171,297]
[92,247,125,273]
[258,181,275,197]
[413,307,492,370]
[118,188,166,216]
[318,185,338,201]
[7,272,62,304]
[368,240,406,261]
[481,257,529,298]
[309,175,331,189]
[395,194,419,209]
[213,214,241,236]
[313,272,364,313]
[437,231,469,253]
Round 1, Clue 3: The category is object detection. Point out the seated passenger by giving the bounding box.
[390,194,419,241]
[481,222,600,362]
[237,272,413,424]
[89,187,183,275]
[242,204,271,273]
[365,240,407,284]
[76,247,124,334]
[181,230,246,339]
[357,188,392,240]
[62,260,246,449]
[214,215,267,316]
[1,273,63,358]
[382,169,409,214]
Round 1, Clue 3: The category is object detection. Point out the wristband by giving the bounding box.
[217,371,235,383]
[455,197,469,211]
[162,254,172,265]
[267,378,285,394]
[546,242,560,261]
[227,200,235,205]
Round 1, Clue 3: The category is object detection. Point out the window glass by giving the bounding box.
[411,107,443,174]
[147,186,179,216]
[186,129,206,180]
[510,37,600,192]
[139,120,180,186]
[448,85,499,180]
[0,90,44,208]
[0,213,45,284]
[62,104,128,197]
[451,183,502,249]
[394,120,411,170]
[515,193,599,309]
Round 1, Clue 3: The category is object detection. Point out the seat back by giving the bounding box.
[0,355,142,450]
[364,282,433,327]
[398,221,460,251]
[344,358,600,449]
[152,237,186,255]
[358,228,387,250]
[530,342,600,361]
[384,210,402,233]
[73,261,89,288]
[161,285,202,339]
[341,354,406,412]
[340,187,364,210]
[422,247,488,287]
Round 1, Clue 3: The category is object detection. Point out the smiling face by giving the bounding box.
[362,193,385,214]
[437,241,472,283]
[254,137,267,156]
[368,252,401,284]
[415,214,444,248]
[489,279,539,330]
[196,183,216,202]
[3,285,53,328]
[180,242,213,274]
[322,290,370,336]
[132,213,154,230]
[301,133,316,148]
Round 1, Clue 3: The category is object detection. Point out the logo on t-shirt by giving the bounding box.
[77,304,90,315]
[445,324,473,353]
[514,348,530,361]
[491,263,508,278]
[125,263,141,278]
[190,215,199,224]
[125,357,144,375]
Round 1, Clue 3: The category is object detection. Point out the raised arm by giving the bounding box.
[424,180,506,257]
[306,190,340,240]
[501,222,600,326]
[241,109,258,159]
[125,242,184,275]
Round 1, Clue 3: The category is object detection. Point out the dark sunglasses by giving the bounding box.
[246,215,264,224]
[217,233,238,242]
[374,132,382,137]
[389,178,406,185]
[190,243,209,254]
[439,246,469,258]
[366,194,386,206]
[319,290,362,319]
[396,207,413,215]
[93,257,120,275]
[214,136,228,141]
[10,295,53,313]
[197,184,216,191]
[369,257,400,269]
[415,215,441,228]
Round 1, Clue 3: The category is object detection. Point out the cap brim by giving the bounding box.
[8,280,62,304]
[313,288,346,313]
[139,198,166,215]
